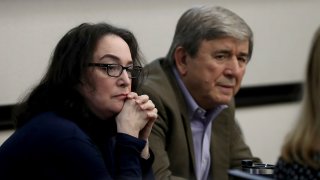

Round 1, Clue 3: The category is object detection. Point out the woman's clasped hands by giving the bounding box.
[115,92,158,159]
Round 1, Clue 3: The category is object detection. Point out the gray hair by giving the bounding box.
[167,6,253,63]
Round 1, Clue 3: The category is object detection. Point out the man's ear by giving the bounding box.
[174,46,188,76]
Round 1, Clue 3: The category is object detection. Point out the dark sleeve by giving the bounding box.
[56,137,113,180]
[58,133,152,180]
[115,133,150,180]
[141,149,155,180]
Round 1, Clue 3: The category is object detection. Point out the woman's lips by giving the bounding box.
[114,93,128,100]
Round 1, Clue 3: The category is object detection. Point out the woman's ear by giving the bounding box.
[174,47,188,76]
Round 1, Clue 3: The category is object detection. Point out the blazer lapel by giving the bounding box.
[163,62,197,174]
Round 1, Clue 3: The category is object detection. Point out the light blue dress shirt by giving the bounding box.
[172,67,227,180]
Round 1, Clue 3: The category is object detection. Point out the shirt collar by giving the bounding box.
[171,66,228,120]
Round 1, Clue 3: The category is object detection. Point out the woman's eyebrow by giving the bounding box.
[99,54,133,65]
[99,54,120,62]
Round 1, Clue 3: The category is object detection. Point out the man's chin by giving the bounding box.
[217,96,232,104]
[204,98,231,109]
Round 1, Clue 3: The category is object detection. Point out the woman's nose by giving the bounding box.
[118,69,131,87]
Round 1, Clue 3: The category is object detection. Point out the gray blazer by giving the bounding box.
[137,58,260,180]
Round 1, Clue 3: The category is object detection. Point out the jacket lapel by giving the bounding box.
[162,60,197,175]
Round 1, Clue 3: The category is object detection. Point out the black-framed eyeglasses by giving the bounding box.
[88,63,142,78]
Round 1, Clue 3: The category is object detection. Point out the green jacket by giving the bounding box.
[137,58,260,180]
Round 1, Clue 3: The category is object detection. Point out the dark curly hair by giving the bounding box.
[14,22,145,128]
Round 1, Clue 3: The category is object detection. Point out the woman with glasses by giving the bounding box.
[0,23,158,180]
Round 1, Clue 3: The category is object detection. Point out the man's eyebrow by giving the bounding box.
[238,52,249,57]
[214,50,232,54]
[214,50,248,56]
